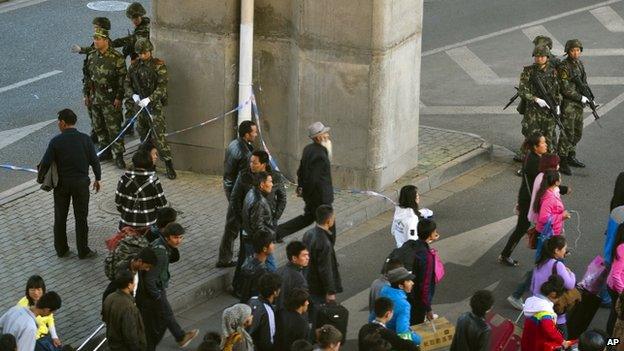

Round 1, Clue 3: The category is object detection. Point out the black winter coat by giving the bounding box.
[358,321,418,351]
[248,296,277,351]
[297,142,333,206]
[231,167,287,225]
[275,262,308,309]
[241,187,275,239]
[275,309,310,351]
[223,138,254,195]
[302,226,342,295]
[450,312,491,351]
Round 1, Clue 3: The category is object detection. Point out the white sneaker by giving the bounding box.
[507,295,524,311]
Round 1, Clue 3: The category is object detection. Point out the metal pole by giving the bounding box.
[237,0,254,124]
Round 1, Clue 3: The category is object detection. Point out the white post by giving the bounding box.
[238,0,254,124]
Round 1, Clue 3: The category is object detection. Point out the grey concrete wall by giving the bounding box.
[151,0,423,190]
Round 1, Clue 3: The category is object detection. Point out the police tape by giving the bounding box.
[0,164,38,174]
[97,106,144,157]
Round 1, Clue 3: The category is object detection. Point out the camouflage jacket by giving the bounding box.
[518,63,562,106]
[124,57,168,104]
[83,47,127,104]
[558,57,587,103]
[112,17,151,57]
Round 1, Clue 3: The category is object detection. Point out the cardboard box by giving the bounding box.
[411,317,455,351]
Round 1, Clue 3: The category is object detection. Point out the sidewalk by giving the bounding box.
[0,125,491,345]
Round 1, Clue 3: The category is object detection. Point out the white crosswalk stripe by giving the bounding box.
[446,46,506,85]
[590,6,624,32]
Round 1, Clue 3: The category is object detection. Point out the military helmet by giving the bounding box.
[92,17,111,30]
[126,2,146,19]
[565,39,583,53]
[532,45,551,57]
[532,35,553,50]
[135,38,154,53]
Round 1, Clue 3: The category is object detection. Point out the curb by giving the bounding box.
[168,138,493,313]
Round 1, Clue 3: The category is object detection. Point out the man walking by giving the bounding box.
[102,270,147,351]
[84,27,127,169]
[137,223,198,349]
[125,38,177,179]
[223,120,257,200]
[38,109,100,259]
[241,172,277,270]
[275,241,309,309]
[277,122,335,240]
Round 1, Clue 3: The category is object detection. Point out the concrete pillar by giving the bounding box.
[152,0,423,190]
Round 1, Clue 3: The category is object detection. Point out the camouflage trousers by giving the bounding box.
[557,102,584,157]
[123,98,136,129]
[91,103,125,155]
[135,104,172,161]
[521,107,557,153]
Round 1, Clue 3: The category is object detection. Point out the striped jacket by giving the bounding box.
[115,169,168,227]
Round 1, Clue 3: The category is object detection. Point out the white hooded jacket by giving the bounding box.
[522,295,557,321]
[391,206,420,248]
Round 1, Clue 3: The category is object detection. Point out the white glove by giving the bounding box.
[535,98,550,109]
[556,105,561,115]
[138,97,151,108]
[70,44,81,53]
[581,96,589,104]
[132,94,141,103]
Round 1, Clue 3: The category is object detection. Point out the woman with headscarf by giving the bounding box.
[221,304,255,351]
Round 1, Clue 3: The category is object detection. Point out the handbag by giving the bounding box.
[431,248,445,283]
[526,227,539,249]
[551,260,582,314]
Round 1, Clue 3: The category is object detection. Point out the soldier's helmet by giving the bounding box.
[135,38,154,53]
[532,35,553,50]
[92,17,111,30]
[532,45,551,57]
[93,27,109,39]
[565,39,583,53]
[126,2,146,19]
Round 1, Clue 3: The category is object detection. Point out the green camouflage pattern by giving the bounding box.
[518,63,562,152]
[557,57,587,156]
[126,2,146,18]
[533,45,551,57]
[564,39,583,53]
[134,38,153,53]
[533,35,553,49]
[91,103,125,155]
[112,17,150,57]
[125,57,171,160]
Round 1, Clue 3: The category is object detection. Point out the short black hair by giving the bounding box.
[156,207,177,228]
[286,241,307,262]
[132,149,153,169]
[238,120,257,138]
[257,272,282,298]
[290,339,313,351]
[252,150,269,165]
[360,332,392,351]
[57,109,77,125]
[315,205,334,225]
[163,222,185,237]
[196,332,221,351]
[578,329,607,351]
[373,297,394,318]
[92,16,111,30]
[540,275,565,297]
[470,290,494,317]
[253,171,271,187]
[0,334,17,351]
[285,288,309,312]
[114,270,135,290]
[136,248,158,266]
[25,275,46,306]
[252,231,275,254]
[36,291,62,311]
[417,218,436,240]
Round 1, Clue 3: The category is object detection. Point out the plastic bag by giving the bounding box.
[578,255,608,295]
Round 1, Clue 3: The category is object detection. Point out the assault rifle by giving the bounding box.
[503,87,520,110]
[531,73,568,140]
[571,74,601,126]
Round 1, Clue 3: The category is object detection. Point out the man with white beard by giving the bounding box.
[276,122,336,240]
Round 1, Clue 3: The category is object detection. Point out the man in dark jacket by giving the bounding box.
[276,288,311,350]
[450,290,494,351]
[38,109,101,259]
[277,122,335,240]
[359,297,418,351]
[248,273,282,351]
[302,205,342,326]
[237,232,275,302]
[275,241,309,309]
[102,270,147,351]
[241,172,276,268]
[137,223,198,350]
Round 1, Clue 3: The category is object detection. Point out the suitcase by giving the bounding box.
[486,312,522,351]
[567,288,602,339]
[316,302,349,343]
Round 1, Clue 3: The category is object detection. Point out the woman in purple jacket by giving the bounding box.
[530,235,576,337]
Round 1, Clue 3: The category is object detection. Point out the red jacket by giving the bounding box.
[521,311,564,351]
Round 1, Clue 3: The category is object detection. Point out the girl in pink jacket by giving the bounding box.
[533,170,570,236]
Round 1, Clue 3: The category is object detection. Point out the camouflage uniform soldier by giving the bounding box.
[557,39,588,174]
[70,17,112,148]
[533,35,561,68]
[125,38,177,179]
[517,45,562,154]
[84,28,127,169]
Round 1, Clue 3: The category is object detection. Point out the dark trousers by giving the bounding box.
[277,201,336,239]
[512,270,533,299]
[217,207,241,264]
[500,202,531,258]
[140,289,185,350]
[35,335,61,351]
[53,178,91,257]
[607,287,619,335]
[308,294,326,335]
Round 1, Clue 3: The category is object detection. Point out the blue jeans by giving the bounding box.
[35,336,61,351]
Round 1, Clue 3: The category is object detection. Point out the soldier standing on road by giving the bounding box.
[84,27,127,169]
[125,38,177,180]
[517,45,562,156]
[557,39,589,175]
[70,17,112,147]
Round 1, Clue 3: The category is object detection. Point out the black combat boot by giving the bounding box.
[115,153,126,170]
[568,155,586,168]
[559,157,572,175]
[165,160,177,180]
